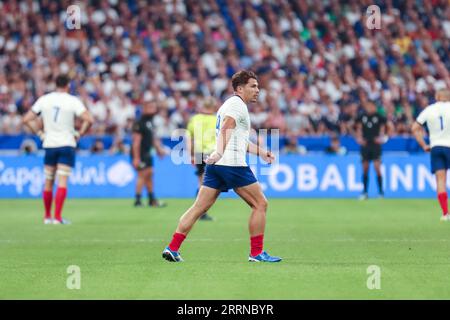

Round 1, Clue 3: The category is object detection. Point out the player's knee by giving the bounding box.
[255,198,268,212]
[194,200,212,213]
[44,168,55,181]
[56,168,71,177]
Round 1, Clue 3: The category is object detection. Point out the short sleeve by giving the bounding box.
[31,96,44,114]
[380,115,387,125]
[416,108,428,125]
[223,102,243,122]
[73,97,87,116]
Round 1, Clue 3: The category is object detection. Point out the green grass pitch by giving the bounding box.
[1,198,450,299]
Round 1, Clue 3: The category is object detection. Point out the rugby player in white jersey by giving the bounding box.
[22,75,93,224]
[412,89,450,221]
[162,70,282,262]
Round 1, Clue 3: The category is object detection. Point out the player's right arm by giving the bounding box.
[22,110,44,139]
[23,97,45,140]
[411,121,430,152]
[412,108,431,152]
[355,119,366,146]
[205,116,235,164]
[131,121,142,169]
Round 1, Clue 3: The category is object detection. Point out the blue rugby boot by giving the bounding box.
[162,246,184,262]
[248,251,282,262]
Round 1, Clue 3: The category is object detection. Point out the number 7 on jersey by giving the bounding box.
[53,106,60,122]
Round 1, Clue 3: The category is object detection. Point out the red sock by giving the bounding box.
[54,187,67,221]
[168,233,186,252]
[43,190,53,219]
[438,192,448,216]
[250,234,264,257]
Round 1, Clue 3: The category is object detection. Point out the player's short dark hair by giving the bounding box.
[55,74,70,88]
[231,70,258,91]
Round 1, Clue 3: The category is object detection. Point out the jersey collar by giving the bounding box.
[234,94,245,103]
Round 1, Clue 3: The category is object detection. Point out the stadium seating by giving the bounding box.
[0,0,449,152]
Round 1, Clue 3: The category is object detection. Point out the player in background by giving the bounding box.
[162,70,282,263]
[355,101,389,200]
[186,97,217,221]
[412,89,450,221]
[131,99,167,207]
[22,74,93,224]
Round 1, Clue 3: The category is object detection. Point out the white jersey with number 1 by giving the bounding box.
[31,92,87,148]
[416,102,450,148]
[215,95,251,166]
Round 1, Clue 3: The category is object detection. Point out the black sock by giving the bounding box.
[377,175,383,195]
[148,192,155,203]
[135,194,141,203]
[363,174,369,194]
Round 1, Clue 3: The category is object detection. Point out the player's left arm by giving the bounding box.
[153,135,167,157]
[74,98,94,140]
[247,141,275,164]
[22,110,45,140]
[77,110,94,138]
[375,120,389,144]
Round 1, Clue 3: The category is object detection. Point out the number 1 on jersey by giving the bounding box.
[439,116,444,130]
[53,106,60,122]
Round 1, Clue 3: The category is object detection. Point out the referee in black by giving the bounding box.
[355,101,388,200]
[131,99,167,207]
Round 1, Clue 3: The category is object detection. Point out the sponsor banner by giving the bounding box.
[0,155,197,198]
[0,154,439,198]
[253,154,436,198]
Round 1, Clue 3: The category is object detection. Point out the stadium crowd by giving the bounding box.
[0,0,449,146]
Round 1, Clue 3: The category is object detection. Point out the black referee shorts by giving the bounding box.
[361,144,382,161]
[193,153,209,176]
[131,154,154,171]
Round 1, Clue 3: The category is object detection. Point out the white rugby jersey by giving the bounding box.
[31,92,87,148]
[215,95,250,166]
[416,102,450,148]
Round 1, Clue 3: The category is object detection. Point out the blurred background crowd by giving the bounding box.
[0,0,449,150]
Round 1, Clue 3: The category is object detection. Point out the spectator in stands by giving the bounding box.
[282,134,307,155]
[0,0,449,142]
[90,139,105,154]
[20,139,38,155]
[110,137,129,155]
[325,135,347,155]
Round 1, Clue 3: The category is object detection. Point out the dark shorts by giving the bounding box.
[196,163,206,176]
[131,154,153,170]
[44,147,76,167]
[430,146,450,173]
[193,153,209,176]
[203,165,258,192]
[361,144,382,161]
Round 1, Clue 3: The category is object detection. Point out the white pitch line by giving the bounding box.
[1,238,450,244]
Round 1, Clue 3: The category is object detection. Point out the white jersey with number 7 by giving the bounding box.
[416,102,450,148]
[31,92,87,148]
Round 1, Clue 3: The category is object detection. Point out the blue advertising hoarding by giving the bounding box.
[0,154,440,198]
